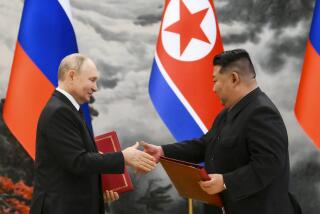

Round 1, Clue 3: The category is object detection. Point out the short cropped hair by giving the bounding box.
[213,49,256,78]
[58,53,88,81]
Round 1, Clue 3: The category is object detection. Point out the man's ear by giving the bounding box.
[67,69,76,81]
[231,72,240,85]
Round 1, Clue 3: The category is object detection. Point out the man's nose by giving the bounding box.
[92,82,98,92]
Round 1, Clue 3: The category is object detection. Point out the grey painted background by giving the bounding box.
[0,0,319,213]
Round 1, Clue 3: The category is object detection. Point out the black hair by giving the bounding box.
[213,49,256,78]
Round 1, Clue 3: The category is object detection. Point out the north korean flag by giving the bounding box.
[149,0,224,141]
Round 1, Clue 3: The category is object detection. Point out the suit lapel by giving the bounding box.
[78,109,98,152]
[227,87,263,122]
[53,90,97,152]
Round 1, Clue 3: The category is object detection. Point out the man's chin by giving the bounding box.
[78,98,90,104]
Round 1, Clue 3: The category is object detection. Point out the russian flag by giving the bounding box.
[149,0,224,141]
[295,0,320,149]
[2,0,92,159]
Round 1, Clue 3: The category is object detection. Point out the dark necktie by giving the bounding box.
[78,108,96,150]
[78,108,93,137]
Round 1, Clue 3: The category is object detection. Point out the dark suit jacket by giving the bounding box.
[162,88,299,214]
[30,90,125,214]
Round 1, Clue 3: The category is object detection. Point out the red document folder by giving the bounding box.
[95,131,133,194]
[160,156,223,207]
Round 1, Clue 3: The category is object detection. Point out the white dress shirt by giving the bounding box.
[56,87,80,111]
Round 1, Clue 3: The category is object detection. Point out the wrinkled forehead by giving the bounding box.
[80,58,95,71]
[74,64,99,83]
[80,60,99,75]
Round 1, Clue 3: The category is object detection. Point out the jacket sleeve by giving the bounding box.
[223,106,288,201]
[45,107,125,175]
[161,134,210,163]
[161,111,225,163]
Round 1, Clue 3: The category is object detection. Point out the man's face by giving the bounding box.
[213,65,234,107]
[71,59,99,104]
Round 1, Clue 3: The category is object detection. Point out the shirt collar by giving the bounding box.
[56,87,80,111]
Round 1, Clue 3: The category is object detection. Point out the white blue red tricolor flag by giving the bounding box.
[295,0,320,149]
[3,0,92,159]
[149,0,224,141]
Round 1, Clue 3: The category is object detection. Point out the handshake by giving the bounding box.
[104,141,163,202]
[121,141,163,173]
[106,141,224,203]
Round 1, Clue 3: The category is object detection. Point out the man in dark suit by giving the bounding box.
[30,53,156,214]
[142,49,301,214]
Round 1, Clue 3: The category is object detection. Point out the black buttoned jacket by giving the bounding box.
[162,88,298,214]
[30,90,124,214]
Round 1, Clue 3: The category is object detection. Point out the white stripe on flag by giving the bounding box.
[154,52,208,134]
[58,0,73,24]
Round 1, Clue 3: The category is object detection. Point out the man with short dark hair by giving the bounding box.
[30,53,156,214]
[143,49,300,214]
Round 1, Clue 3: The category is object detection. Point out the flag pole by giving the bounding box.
[188,198,193,214]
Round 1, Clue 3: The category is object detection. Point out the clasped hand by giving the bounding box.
[122,142,156,173]
[199,174,225,195]
[140,142,226,195]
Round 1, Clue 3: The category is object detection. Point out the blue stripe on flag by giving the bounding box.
[310,0,320,54]
[149,59,204,141]
[18,0,78,86]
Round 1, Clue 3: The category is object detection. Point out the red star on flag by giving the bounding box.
[165,0,210,56]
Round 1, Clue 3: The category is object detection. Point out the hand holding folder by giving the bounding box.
[95,131,134,194]
[160,156,223,207]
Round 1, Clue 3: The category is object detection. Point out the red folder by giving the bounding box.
[160,156,223,207]
[95,131,133,194]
